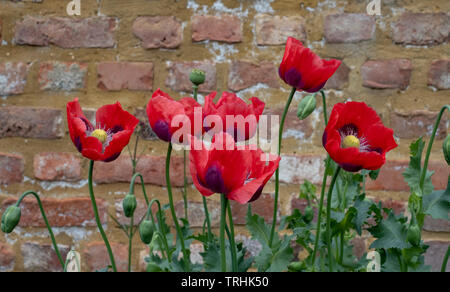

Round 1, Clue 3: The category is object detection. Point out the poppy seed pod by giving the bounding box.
[190,69,206,86]
[139,220,155,244]
[122,194,137,218]
[303,206,314,223]
[1,205,21,233]
[407,224,421,246]
[297,95,316,120]
[443,134,450,165]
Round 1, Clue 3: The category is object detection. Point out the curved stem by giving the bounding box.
[88,160,117,272]
[166,144,189,269]
[270,86,296,247]
[220,194,227,272]
[326,166,341,272]
[128,215,133,272]
[441,244,450,272]
[227,202,238,272]
[16,191,65,270]
[129,172,149,206]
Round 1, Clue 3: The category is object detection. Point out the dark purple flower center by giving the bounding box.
[152,120,171,142]
[202,164,227,194]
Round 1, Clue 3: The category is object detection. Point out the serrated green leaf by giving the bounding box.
[369,212,411,250]
[402,137,434,195]
[423,177,450,220]
[353,195,373,235]
[254,235,293,272]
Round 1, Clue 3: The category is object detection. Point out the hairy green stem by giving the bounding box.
[326,166,341,272]
[183,150,188,221]
[128,215,134,272]
[129,173,150,206]
[227,202,238,272]
[220,194,227,272]
[441,244,450,272]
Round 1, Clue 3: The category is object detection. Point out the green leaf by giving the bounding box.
[246,209,275,247]
[353,194,373,235]
[423,177,450,220]
[254,235,293,272]
[369,169,380,180]
[369,212,411,250]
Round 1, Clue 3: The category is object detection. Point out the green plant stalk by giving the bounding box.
[144,199,171,262]
[220,194,227,272]
[269,86,297,247]
[128,215,134,272]
[320,90,328,125]
[339,232,344,264]
[183,150,188,221]
[129,173,150,206]
[166,143,190,269]
[326,166,341,272]
[227,202,238,272]
[16,191,65,270]
[441,244,450,272]
[88,160,117,272]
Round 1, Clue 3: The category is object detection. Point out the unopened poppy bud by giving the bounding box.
[297,95,316,120]
[139,220,155,244]
[407,224,421,246]
[122,194,137,218]
[443,134,450,165]
[1,205,21,233]
[189,69,206,86]
[303,206,314,223]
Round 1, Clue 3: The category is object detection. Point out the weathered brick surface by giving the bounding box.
[0,62,28,95]
[228,61,279,91]
[132,16,182,49]
[277,155,325,185]
[166,61,216,93]
[83,242,128,272]
[0,197,107,227]
[0,243,14,272]
[424,241,450,272]
[0,153,24,184]
[93,154,191,187]
[33,152,82,181]
[325,62,350,90]
[175,200,220,227]
[423,217,450,233]
[0,18,3,44]
[21,242,69,272]
[134,108,158,140]
[361,59,412,90]
[390,110,448,139]
[324,13,375,43]
[191,15,242,43]
[366,160,449,191]
[373,198,405,215]
[0,107,63,139]
[230,193,279,224]
[255,14,306,45]
[15,16,117,48]
[262,108,313,142]
[392,13,450,46]
[38,62,87,91]
[97,62,153,91]
[428,60,450,90]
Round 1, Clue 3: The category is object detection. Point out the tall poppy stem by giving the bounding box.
[226,202,238,272]
[127,215,134,272]
[441,244,450,272]
[220,194,228,272]
[269,86,296,247]
[88,160,117,272]
[326,166,341,272]
[166,143,190,269]
[182,150,189,220]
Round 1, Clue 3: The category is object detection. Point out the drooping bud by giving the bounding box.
[1,205,21,233]
[139,220,155,244]
[122,194,137,218]
[406,224,421,246]
[297,94,316,120]
[443,134,450,165]
[303,206,314,223]
[189,69,206,86]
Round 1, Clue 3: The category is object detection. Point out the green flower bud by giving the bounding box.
[139,220,155,244]
[1,205,21,233]
[443,134,450,165]
[303,206,314,223]
[288,261,303,272]
[122,194,137,218]
[146,262,162,272]
[297,95,316,120]
[407,224,421,246]
[189,69,206,86]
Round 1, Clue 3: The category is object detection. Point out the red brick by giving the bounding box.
[325,62,350,90]
[351,237,366,260]
[424,241,450,272]
[15,16,117,48]
[0,62,28,95]
[423,217,450,233]
[0,197,107,227]
[392,13,449,46]
[390,110,447,140]
[38,62,87,91]
[366,160,449,191]
[33,152,82,181]
[228,61,279,91]
[255,14,306,46]
[324,14,375,43]
[166,61,216,93]
[361,59,412,90]
[0,243,14,272]
[132,16,182,49]
[262,108,313,142]
[97,62,153,91]
[21,242,69,272]
[277,155,325,185]
[175,200,220,227]
[428,60,450,90]
[230,193,279,225]
[83,242,128,272]
[0,107,63,138]
[0,153,24,184]
[93,154,192,187]
[191,15,242,43]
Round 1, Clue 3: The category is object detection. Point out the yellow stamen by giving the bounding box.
[342,135,360,149]
[91,129,108,143]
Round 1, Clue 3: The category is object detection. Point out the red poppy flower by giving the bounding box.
[203,91,265,141]
[67,99,139,162]
[189,132,280,204]
[322,101,398,172]
[146,89,203,144]
[279,37,341,93]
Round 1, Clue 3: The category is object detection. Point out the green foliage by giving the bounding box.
[423,178,450,221]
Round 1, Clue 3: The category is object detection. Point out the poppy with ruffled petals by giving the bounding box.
[67,99,139,162]
[203,92,265,141]
[189,133,280,204]
[322,101,398,172]
[279,37,341,93]
[146,89,203,143]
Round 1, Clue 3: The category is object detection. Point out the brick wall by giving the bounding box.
[0,0,449,271]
